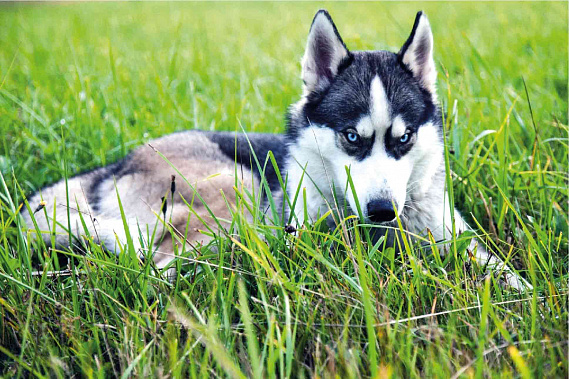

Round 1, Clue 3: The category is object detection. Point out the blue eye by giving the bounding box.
[346,132,360,143]
[400,132,410,144]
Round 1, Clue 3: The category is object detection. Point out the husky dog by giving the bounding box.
[23,10,529,289]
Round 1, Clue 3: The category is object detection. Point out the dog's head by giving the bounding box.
[288,10,444,224]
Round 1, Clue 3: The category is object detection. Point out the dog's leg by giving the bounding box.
[23,175,103,250]
[452,211,533,291]
[427,203,533,291]
[90,217,149,256]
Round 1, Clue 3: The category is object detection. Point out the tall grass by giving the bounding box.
[0,2,567,377]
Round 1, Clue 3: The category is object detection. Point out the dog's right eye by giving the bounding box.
[345,131,360,144]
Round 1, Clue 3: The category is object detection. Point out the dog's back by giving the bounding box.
[23,130,285,269]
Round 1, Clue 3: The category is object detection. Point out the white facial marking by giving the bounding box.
[370,75,391,129]
[391,115,407,139]
[334,122,442,222]
[339,149,411,219]
[355,116,374,138]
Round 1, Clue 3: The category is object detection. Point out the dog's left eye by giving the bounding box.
[399,132,411,144]
[345,131,360,144]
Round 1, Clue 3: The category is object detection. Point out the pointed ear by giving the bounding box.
[301,10,350,94]
[398,11,437,95]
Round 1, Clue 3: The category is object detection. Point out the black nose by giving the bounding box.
[366,199,397,223]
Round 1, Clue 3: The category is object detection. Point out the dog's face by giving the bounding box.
[288,10,444,223]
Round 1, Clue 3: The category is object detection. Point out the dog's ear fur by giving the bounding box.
[399,11,437,96]
[301,10,349,95]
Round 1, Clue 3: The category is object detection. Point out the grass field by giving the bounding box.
[0,2,567,377]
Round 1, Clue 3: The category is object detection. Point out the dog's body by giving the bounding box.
[25,130,287,267]
[23,11,529,289]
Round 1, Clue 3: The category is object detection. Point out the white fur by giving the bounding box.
[21,9,531,292]
[406,121,444,200]
[286,75,441,224]
[391,115,407,138]
[355,116,374,138]
[340,143,411,218]
[370,76,391,128]
[285,125,338,224]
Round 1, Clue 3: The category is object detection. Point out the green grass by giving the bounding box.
[0,2,567,377]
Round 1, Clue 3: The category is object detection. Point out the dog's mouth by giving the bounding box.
[363,217,398,225]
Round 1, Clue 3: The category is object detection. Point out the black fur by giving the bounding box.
[293,51,440,161]
[337,130,375,161]
[398,11,435,96]
[384,126,417,160]
[206,131,288,192]
[87,154,142,212]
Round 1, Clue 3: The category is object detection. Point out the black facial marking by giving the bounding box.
[337,130,375,161]
[290,51,441,159]
[384,126,417,159]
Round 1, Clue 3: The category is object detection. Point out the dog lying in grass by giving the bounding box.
[23,10,531,290]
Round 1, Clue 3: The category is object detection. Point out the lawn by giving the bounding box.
[0,2,567,377]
